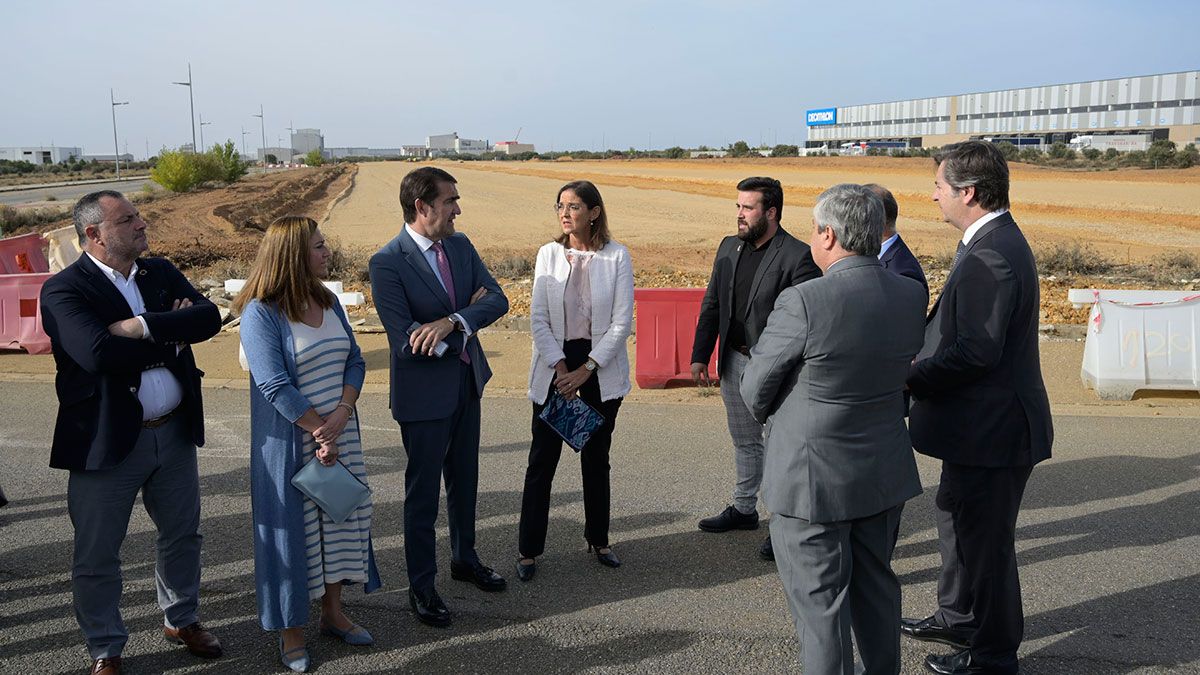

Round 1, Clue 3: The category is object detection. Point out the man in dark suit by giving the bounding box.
[741,183,927,675]
[865,183,928,293]
[690,176,821,560]
[903,141,1054,675]
[40,191,224,675]
[369,167,510,628]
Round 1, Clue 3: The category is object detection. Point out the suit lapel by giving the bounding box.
[925,214,1014,320]
[77,254,136,320]
[726,238,742,321]
[745,232,785,317]
[398,230,454,312]
[132,260,169,312]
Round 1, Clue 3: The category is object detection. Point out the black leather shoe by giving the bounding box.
[698,505,759,532]
[925,648,1011,674]
[409,587,451,628]
[450,560,507,592]
[901,615,971,649]
[758,534,775,561]
[516,558,536,582]
[589,545,621,568]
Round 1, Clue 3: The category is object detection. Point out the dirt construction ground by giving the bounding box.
[324,158,1200,274]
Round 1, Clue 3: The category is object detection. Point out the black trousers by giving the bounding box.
[519,339,623,558]
[933,461,1033,673]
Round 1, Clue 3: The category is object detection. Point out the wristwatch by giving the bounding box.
[448,315,463,331]
[584,358,598,372]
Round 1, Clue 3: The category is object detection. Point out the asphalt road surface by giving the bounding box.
[0,179,153,206]
[0,382,1196,674]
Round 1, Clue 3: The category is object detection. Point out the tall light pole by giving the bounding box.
[241,126,250,157]
[253,104,266,164]
[171,63,196,152]
[110,88,129,178]
[199,113,212,152]
[286,120,295,155]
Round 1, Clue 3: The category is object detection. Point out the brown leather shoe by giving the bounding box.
[90,657,121,674]
[163,621,223,658]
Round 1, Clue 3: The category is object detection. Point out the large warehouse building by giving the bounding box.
[805,70,1199,150]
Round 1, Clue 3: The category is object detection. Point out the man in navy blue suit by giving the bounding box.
[865,183,927,293]
[369,167,509,627]
[41,190,223,675]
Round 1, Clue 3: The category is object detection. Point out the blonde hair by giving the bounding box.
[232,216,333,322]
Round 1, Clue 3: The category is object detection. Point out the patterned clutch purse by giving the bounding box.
[538,389,607,452]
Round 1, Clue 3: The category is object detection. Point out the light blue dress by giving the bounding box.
[240,298,381,631]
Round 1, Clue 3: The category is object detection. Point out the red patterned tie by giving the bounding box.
[432,241,470,364]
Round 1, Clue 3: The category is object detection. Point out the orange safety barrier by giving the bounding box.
[0,272,54,354]
[0,232,50,275]
[633,288,717,389]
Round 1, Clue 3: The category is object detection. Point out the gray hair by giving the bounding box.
[813,183,884,257]
[72,189,124,247]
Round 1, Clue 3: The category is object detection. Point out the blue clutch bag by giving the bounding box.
[290,456,371,524]
[538,389,607,452]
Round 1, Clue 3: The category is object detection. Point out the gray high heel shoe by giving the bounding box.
[279,634,310,673]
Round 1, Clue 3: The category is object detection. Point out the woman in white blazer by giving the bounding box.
[516,180,634,582]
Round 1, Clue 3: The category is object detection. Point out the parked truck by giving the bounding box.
[1068,134,1152,153]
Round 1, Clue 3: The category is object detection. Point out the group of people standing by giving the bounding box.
[41,140,1051,675]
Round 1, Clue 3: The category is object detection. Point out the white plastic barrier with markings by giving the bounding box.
[1068,288,1200,400]
[43,225,82,273]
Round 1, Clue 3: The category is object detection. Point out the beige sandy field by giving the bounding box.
[323,158,1200,276]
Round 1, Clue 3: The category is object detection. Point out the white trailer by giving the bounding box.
[1069,134,1152,153]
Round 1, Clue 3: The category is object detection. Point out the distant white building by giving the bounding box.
[1,146,83,164]
[494,141,536,155]
[292,128,324,156]
[82,154,135,164]
[257,147,295,163]
[426,132,489,156]
[325,147,407,160]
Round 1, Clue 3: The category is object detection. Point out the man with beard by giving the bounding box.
[691,177,821,560]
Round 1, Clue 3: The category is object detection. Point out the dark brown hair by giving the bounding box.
[555,180,611,250]
[933,141,1010,212]
[399,166,457,223]
[862,183,898,230]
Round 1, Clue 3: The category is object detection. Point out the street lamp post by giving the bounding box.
[110,88,129,179]
[199,113,212,152]
[253,104,266,164]
[241,127,250,157]
[171,63,196,152]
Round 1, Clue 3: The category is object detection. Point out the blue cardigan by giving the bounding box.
[240,298,381,630]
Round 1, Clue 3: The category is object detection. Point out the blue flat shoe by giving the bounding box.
[279,635,310,673]
[320,620,374,646]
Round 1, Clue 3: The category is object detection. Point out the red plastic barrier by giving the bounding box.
[0,232,50,275]
[633,288,718,389]
[0,272,54,354]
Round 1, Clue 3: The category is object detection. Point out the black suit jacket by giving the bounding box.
[691,227,821,376]
[40,255,221,471]
[880,233,928,293]
[907,213,1053,467]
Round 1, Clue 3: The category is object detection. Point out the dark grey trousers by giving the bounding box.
[771,505,905,675]
[68,414,203,659]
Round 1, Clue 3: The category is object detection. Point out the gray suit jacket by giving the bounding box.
[740,256,927,523]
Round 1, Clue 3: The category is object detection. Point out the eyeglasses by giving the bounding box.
[554,202,586,213]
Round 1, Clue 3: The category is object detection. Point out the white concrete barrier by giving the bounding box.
[43,225,82,273]
[1068,288,1200,400]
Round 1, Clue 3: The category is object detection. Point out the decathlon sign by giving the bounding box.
[806,108,837,126]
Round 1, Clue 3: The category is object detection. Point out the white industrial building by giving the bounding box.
[291,128,324,156]
[806,70,1200,149]
[426,132,489,156]
[1,146,84,164]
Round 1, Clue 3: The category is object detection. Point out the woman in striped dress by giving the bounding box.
[235,216,381,673]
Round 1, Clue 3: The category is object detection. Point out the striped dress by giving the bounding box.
[290,308,373,598]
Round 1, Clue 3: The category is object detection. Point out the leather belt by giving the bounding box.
[143,409,176,429]
[734,345,751,357]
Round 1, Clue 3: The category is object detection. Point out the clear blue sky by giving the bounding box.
[4,0,1198,158]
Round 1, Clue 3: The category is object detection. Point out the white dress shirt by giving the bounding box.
[404,224,472,335]
[87,253,183,420]
[961,209,1008,247]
